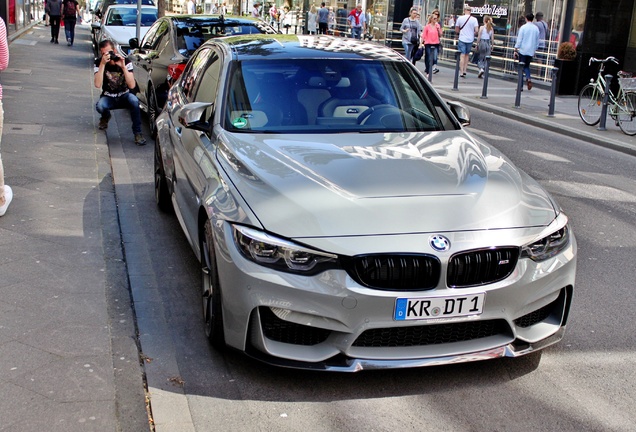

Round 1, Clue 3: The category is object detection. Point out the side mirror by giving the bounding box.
[179,102,214,133]
[447,101,470,126]
[129,38,139,49]
[91,22,102,30]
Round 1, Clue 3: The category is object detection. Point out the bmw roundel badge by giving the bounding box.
[429,235,451,252]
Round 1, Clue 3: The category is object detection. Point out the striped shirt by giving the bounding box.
[0,19,9,100]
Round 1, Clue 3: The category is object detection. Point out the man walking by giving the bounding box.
[454,6,478,78]
[317,2,329,35]
[348,4,366,39]
[515,13,540,90]
[45,0,62,44]
[533,11,548,50]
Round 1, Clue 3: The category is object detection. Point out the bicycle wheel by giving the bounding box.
[618,92,636,136]
[578,84,603,126]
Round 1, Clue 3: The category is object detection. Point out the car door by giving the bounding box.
[130,18,166,108]
[170,47,219,239]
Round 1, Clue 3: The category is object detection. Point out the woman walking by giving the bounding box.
[422,10,442,75]
[476,15,494,78]
[400,7,422,63]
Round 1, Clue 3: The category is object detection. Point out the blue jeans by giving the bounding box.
[351,26,363,39]
[402,41,415,61]
[424,44,438,73]
[519,54,533,81]
[64,18,77,44]
[96,92,143,134]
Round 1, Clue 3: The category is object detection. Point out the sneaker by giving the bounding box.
[527,80,533,90]
[478,69,484,78]
[433,67,439,74]
[67,38,71,46]
[460,72,466,78]
[134,133,147,146]
[98,117,110,130]
[0,185,13,217]
[50,37,54,43]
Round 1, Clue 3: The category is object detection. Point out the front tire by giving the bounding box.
[154,138,172,213]
[578,84,603,126]
[201,220,225,347]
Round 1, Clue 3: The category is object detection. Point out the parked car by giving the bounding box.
[154,34,577,372]
[91,4,158,57]
[90,0,154,48]
[129,15,278,138]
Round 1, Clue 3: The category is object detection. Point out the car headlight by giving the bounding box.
[521,224,570,262]
[233,225,338,274]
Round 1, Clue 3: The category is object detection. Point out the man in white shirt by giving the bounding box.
[454,6,478,77]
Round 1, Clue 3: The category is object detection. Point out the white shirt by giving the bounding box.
[455,14,478,43]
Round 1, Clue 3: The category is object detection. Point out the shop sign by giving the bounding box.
[470,4,508,17]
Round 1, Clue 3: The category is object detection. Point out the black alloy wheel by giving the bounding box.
[148,86,159,139]
[154,138,172,212]
[201,220,225,347]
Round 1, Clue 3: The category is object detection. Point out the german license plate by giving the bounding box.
[394,293,485,321]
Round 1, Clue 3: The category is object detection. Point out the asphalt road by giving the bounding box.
[109,106,636,432]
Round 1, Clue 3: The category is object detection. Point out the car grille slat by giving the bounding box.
[352,319,510,347]
[448,247,519,287]
[344,254,441,290]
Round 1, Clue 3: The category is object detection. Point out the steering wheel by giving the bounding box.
[357,104,402,126]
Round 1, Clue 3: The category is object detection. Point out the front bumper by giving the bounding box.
[215,222,576,371]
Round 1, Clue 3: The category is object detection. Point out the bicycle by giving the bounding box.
[577,56,636,136]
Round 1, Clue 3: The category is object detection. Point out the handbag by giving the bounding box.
[412,46,424,61]
[409,22,419,45]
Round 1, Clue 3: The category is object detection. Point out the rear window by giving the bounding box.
[176,22,275,55]
[223,59,456,134]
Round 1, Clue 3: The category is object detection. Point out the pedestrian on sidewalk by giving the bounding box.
[476,15,494,78]
[0,18,11,217]
[94,40,146,146]
[422,9,442,75]
[348,4,367,39]
[61,0,79,46]
[400,7,421,63]
[45,0,62,44]
[455,6,478,78]
[318,2,329,34]
[514,13,540,90]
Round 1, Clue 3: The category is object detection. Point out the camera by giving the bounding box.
[108,50,121,62]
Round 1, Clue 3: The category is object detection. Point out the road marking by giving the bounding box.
[468,128,514,141]
[525,151,572,163]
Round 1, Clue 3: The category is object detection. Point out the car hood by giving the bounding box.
[103,26,151,46]
[217,130,557,238]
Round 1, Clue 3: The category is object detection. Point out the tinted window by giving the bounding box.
[180,48,215,102]
[223,59,451,134]
[175,22,275,55]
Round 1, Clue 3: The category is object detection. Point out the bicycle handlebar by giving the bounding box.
[589,56,619,66]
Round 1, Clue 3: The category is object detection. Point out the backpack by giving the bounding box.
[64,0,76,18]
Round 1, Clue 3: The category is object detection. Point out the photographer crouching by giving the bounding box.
[94,40,146,146]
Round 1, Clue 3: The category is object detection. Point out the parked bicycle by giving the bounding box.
[577,56,636,136]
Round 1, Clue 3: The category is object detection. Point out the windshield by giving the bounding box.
[176,22,276,55]
[224,59,456,134]
[107,7,157,26]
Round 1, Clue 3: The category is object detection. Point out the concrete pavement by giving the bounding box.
[0,23,148,431]
[1,23,635,431]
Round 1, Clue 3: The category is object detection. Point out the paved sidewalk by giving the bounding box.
[418,61,636,156]
[0,23,148,431]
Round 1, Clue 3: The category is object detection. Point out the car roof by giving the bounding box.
[105,3,157,10]
[206,35,405,62]
[167,15,266,26]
